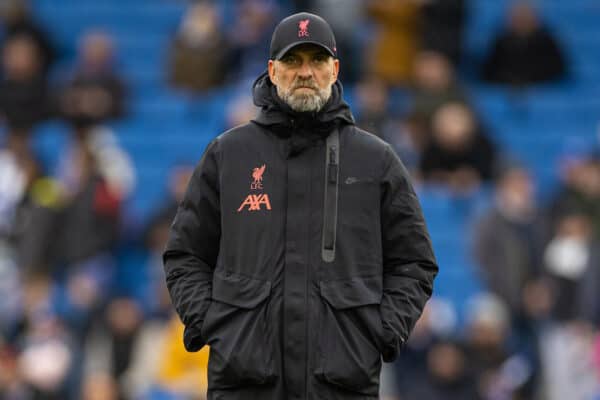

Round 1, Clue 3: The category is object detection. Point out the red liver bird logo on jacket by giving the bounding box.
[251,164,266,190]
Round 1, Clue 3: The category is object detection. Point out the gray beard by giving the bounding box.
[276,82,332,112]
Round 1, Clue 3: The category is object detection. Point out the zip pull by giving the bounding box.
[322,129,339,262]
[328,145,337,184]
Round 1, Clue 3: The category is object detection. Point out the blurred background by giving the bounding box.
[0,0,599,399]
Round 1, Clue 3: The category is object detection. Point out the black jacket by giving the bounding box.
[163,72,438,400]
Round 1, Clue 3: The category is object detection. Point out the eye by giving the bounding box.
[312,53,329,63]
[281,54,300,65]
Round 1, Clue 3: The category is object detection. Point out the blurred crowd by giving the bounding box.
[0,0,598,400]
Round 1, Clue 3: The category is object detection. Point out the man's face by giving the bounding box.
[268,44,339,112]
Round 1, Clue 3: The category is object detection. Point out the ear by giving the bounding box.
[332,59,340,82]
[268,60,276,84]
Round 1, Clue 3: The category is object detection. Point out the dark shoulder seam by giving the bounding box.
[379,143,396,181]
[350,126,388,145]
[216,122,258,140]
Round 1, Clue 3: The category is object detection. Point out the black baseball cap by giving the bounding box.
[269,12,337,61]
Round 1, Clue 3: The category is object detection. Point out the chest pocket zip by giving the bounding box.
[322,129,339,263]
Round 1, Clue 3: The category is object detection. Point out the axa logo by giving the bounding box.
[238,164,272,212]
[298,19,310,37]
[237,194,272,212]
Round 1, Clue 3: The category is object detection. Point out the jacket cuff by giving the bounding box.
[183,324,206,352]
[381,325,404,363]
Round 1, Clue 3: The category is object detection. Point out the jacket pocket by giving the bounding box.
[314,275,384,395]
[201,271,276,389]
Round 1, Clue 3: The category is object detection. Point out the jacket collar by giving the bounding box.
[251,70,355,139]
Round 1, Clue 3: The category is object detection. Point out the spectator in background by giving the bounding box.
[382,116,424,175]
[151,317,209,399]
[168,2,230,93]
[0,34,52,130]
[410,50,469,129]
[0,31,49,202]
[414,340,479,400]
[419,102,498,193]
[482,2,567,86]
[353,76,423,173]
[366,0,421,87]
[144,165,194,258]
[543,214,600,323]
[473,166,547,318]
[419,0,466,66]
[11,275,76,400]
[0,0,57,77]
[18,315,75,399]
[0,124,60,282]
[83,296,144,400]
[0,125,61,373]
[60,31,126,127]
[48,120,134,349]
[464,293,534,399]
[540,317,599,400]
[472,166,548,399]
[105,298,144,387]
[55,124,134,268]
[4,136,61,276]
[119,313,210,400]
[393,299,461,399]
[142,164,193,317]
[0,129,37,239]
[119,314,209,400]
[56,29,134,287]
[539,214,600,400]
[550,154,600,239]
[228,0,278,82]
[54,157,119,334]
[354,75,391,139]
[396,304,443,384]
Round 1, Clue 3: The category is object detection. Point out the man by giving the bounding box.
[163,12,438,400]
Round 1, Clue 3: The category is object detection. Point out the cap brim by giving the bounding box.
[273,41,336,60]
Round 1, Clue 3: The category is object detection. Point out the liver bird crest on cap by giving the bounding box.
[298,19,310,37]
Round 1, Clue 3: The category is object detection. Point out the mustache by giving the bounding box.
[292,79,318,90]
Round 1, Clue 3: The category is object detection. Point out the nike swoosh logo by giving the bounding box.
[345,177,375,185]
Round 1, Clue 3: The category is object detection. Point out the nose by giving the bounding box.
[297,60,313,78]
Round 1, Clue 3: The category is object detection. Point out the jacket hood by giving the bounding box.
[251,70,355,138]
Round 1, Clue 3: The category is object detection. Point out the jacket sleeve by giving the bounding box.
[379,145,438,362]
[163,139,221,352]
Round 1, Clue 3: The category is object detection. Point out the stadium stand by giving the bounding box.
[31,0,600,317]
[1,0,599,398]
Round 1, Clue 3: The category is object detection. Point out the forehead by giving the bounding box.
[281,43,330,58]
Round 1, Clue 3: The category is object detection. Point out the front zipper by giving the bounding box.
[321,129,339,263]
